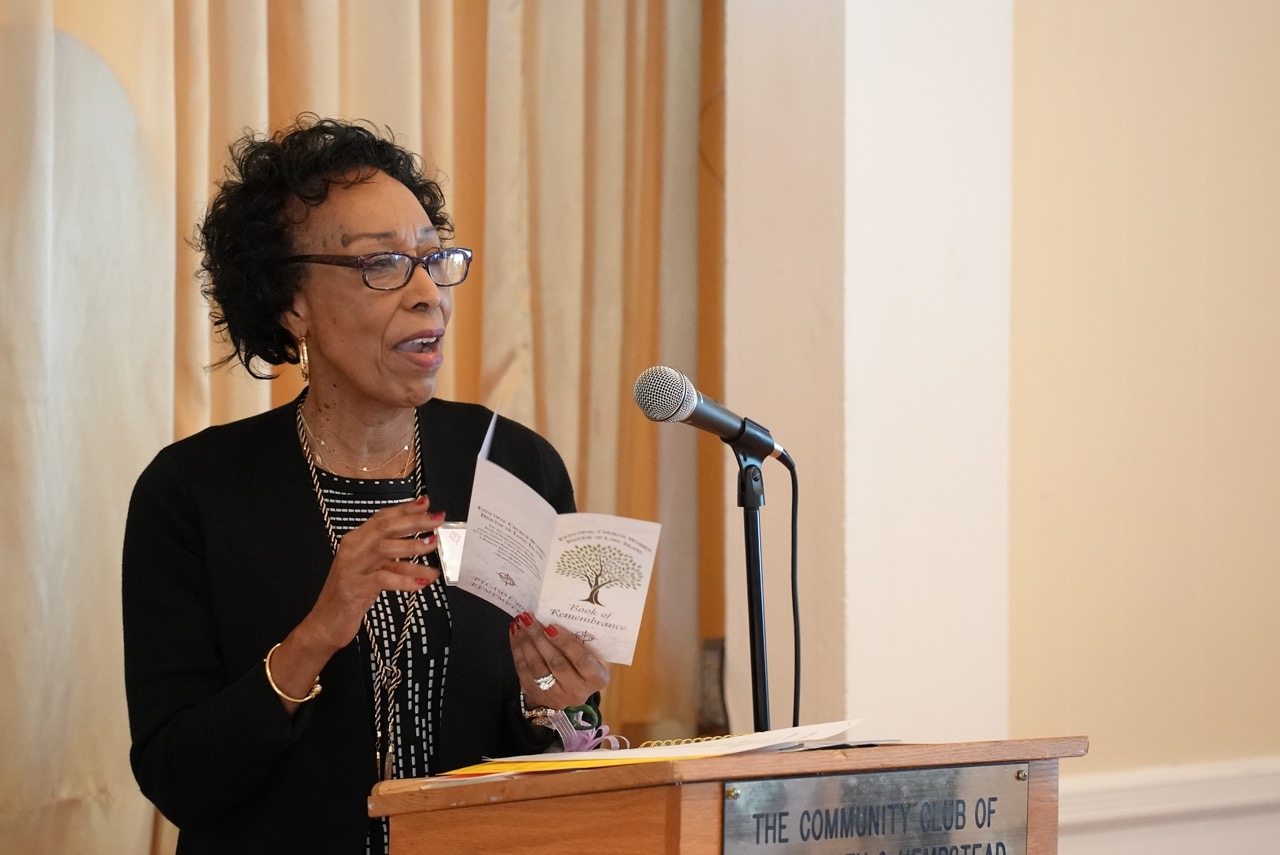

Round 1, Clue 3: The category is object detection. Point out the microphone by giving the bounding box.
[632,365,787,461]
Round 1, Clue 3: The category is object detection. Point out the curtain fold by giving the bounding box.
[0,0,707,850]
[1,2,176,851]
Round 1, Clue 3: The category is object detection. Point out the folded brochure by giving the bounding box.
[448,413,662,665]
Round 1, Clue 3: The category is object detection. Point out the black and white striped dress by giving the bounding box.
[316,468,452,855]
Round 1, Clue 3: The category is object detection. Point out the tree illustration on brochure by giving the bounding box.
[555,542,643,606]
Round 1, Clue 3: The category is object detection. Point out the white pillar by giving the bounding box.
[843,0,1012,741]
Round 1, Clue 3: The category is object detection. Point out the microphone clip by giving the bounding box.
[727,417,783,469]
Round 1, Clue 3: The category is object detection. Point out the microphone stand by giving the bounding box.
[728,418,777,732]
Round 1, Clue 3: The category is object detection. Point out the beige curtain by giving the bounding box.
[0,1,710,852]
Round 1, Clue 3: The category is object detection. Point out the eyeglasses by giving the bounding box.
[286,247,473,291]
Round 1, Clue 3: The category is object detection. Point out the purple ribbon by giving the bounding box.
[549,710,630,752]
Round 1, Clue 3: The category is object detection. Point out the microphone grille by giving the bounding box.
[633,366,697,423]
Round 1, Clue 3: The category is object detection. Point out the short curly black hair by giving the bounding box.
[197,114,453,378]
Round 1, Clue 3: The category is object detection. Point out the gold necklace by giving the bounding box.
[296,394,427,780]
[300,410,413,475]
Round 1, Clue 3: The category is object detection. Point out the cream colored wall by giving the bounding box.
[722,0,849,730]
[725,0,1280,778]
[1011,0,1280,773]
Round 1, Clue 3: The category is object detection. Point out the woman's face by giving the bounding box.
[283,170,453,413]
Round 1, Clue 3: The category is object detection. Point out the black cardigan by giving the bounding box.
[123,395,575,853]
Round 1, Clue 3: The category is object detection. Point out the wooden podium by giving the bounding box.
[369,736,1087,854]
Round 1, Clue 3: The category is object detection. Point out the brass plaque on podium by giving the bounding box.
[722,762,1028,854]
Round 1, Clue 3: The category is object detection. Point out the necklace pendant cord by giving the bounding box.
[295,392,428,781]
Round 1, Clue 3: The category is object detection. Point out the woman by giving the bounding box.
[122,116,609,854]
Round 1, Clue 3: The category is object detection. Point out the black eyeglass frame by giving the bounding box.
[285,247,473,290]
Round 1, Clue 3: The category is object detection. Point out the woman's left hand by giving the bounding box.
[509,612,609,709]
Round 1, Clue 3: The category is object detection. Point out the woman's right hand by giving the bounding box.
[263,497,441,711]
[300,496,444,654]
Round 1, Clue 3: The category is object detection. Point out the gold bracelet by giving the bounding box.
[264,642,322,704]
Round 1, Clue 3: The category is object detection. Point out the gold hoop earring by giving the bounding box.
[299,337,310,381]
